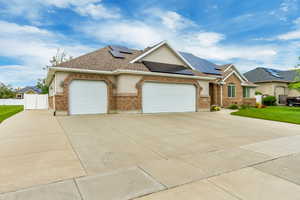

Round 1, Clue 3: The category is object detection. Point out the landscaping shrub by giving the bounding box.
[255,91,263,95]
[227,104,239,110]
[262,96,276,106]
[211,105,221,111]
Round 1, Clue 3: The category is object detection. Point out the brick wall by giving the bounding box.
[222,73,244,107]
[48,96,54,109]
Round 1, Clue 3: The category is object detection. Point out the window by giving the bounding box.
[228,84,236,97]
[243,87,250,98]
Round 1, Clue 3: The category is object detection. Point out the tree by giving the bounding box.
[45,48,73,69]
[0,83,16,99]
[36,79,49,94]
[288,57,300,91]
[39,49,73,94]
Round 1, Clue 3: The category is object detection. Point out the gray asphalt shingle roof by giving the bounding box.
[18,86,42,94]
[244,67,299,83]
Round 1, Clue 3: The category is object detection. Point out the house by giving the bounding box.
[244,67,300,104]
[46,41,256,115]
[209,64,257,107]
[16,86,41,99]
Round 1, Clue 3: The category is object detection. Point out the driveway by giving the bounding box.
[0,110,85,194]
[2,110,300,199]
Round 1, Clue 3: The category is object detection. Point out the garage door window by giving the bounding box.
[228,84,236,98]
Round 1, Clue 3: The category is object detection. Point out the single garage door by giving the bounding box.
[142,82,196,113]
[69,80,107,115]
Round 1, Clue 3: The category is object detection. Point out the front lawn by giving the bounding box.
[0,105,24,123]
[231,106,300,125]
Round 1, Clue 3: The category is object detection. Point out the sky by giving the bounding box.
[0,0,300,87]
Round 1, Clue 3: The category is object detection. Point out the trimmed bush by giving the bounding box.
[227,104,239,110]
[211,105,221,111]
[262,96,276,106]
[255,91,263,95]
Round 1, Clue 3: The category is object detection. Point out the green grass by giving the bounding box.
[0,105,24,123]
[231,106,300,125]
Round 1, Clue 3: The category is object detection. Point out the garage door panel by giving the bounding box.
[142,83,196,113]
[69,80,107,115]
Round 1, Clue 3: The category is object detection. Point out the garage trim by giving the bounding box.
[63,73,114,115]
[136,76,203,112]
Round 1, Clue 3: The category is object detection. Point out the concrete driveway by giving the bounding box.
[2,110,300,199]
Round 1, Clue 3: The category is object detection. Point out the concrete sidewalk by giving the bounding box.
[0,110,85,194]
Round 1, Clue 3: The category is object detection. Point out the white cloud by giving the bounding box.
[0,0,120,21]
[195,32,225,47]
[277,29,300,40]
[0,20,93,87]
[75,3,120,19]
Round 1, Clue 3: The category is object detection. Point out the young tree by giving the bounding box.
[45,48,73,69]
[288,56,300,91]
[39,48,73,94]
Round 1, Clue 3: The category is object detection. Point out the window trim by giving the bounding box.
[228,84,236,98]
[243,87,250,98]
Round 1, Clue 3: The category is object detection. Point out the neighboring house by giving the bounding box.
[16,86,41,99]
[45,41,256,115]
[244,67,300,104]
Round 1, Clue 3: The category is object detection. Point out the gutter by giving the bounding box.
[46,67,217,85]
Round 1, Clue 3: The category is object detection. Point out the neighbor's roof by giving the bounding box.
[244,67,299,83]
[17,86,41,93]
[55,45,222,76]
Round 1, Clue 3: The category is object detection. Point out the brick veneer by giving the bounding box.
[210,73,256,107]
[48,96,54,109]
[55,73,115,114]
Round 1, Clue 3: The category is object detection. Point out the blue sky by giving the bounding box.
[0,0,300,87]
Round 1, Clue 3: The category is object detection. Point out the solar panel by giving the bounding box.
[110,45,133,54]
[265,68,281,78]
[143,61,194,76]
[179,52,221,75]
[109,49,125,58]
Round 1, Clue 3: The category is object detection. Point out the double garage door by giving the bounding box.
[69,80,196,115]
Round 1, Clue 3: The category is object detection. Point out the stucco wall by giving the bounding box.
[197,80,210,97]
[249,88,256,98]
[55,72,69,93]
[142,45,188,67]
[288,88,300,96]
[49,79,55,97]
[256,83,276,95]
[255,82,300,97]
[116,74,142,94]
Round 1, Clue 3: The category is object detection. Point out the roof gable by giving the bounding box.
[130,41,195,70]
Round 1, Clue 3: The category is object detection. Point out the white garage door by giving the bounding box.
[142,82,196,113]
[69,80,107,115]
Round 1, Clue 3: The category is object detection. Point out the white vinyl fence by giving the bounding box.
[255,95,262,104]
[0,99,24,105]
[24,94,48,110]
[0,94,48,110]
